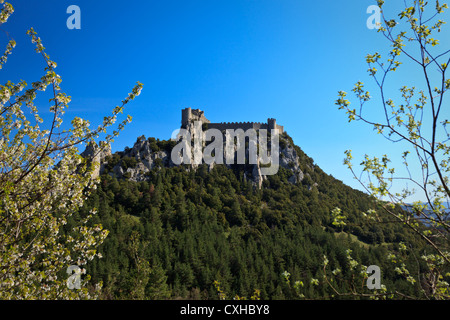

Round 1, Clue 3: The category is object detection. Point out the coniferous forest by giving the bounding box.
[2,0,450,306]
[68,135,430,300]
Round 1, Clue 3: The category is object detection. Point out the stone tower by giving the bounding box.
[181,107,210,129]
[181,107,192,128]
[268,118,277,131]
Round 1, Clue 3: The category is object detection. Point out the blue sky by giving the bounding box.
[2,0,450,201]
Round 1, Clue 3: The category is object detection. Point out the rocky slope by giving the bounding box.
[82,131,308,189]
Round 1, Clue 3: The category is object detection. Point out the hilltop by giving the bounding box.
[82,108,297,189]
[83,130,305,188]
[75,114,427,299]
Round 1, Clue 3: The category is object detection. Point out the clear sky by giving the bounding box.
[1,0,450,201]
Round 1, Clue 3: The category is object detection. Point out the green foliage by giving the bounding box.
[336,0,450,299]
[79,150,431,299]
[0,2,142,299]
[147,137,177,153]
[121,156,138,171]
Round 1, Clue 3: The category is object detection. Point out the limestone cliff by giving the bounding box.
[80,141,112,179]
[81,132,308,189]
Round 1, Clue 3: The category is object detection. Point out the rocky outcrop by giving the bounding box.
[80,141,112,179]
[108,135,172,182]
[279,143,304,184]
[81,132,305,188]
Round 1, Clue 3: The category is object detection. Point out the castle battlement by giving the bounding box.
[181,107,284,134]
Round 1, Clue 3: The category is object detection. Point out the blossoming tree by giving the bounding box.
[335,0,449,299]
[0,1,143,299]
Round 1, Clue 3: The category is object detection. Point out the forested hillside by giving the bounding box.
[71,133,428,299]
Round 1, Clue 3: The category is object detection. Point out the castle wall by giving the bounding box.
[207,122,283,133]
[275,125,284,133]
[207,122,266,132]
[181,108,284,133]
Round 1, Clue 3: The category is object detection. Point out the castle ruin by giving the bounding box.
[181,107,284,133]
